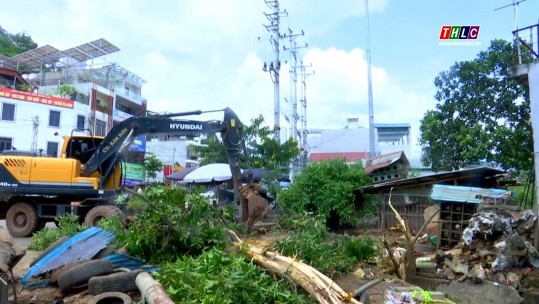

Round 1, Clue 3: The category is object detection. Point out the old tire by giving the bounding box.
[94,244,115,259]
[6,202,39,237]
[84,205,125,227]
[51,260,86,283]
[88,292,132,304]
[58,259,113,294]
[30,235,69,267]
[88,269,144,295]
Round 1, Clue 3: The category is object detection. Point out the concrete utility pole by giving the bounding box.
[284,29,307,143]
[263,0,287,142]
[31,116,39,152]
[299,62,314,170]
[365,0,376,158]
[283,29,307,180]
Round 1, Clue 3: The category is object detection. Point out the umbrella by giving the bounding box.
[183,163,241,183]
[166,167,197,181]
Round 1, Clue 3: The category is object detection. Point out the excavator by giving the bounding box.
[0,108,245,237]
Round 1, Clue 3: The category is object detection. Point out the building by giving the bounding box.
[0,39,149,186]
[306,123,416,167]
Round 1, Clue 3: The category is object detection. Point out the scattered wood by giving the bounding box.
[386,187,440,282]
[226,229,362,304]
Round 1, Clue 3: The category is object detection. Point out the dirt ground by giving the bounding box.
[10,229,392,304]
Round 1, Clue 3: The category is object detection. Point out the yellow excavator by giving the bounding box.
[0,108,244,237]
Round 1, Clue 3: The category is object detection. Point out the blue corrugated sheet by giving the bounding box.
[104,253,160,273]
[22,227,114,286]
[430,184,510,204]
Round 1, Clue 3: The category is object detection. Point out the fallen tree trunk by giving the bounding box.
[226,229,362,304]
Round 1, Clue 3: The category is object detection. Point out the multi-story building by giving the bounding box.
[0,39,149,185]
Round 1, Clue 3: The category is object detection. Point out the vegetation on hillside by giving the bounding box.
[0,26,37,57]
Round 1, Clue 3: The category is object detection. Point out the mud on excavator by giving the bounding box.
[0,108,245,237]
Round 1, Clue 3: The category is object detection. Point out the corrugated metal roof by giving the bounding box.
[361,167,506,193]
[431,184,511,204]
[22,227,114,286]
[364,151,409,173]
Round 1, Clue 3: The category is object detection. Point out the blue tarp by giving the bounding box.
[430,184,510,204]
[22,227,114,286]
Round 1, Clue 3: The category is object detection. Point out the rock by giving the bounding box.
[493,272,506,285]
[469,264,485,283]
[437,280,523,304]
[0,228,25,273]
[506,272,520,289]
[492,254,514,273]
[352,267,365,279]
[444,268,456,280]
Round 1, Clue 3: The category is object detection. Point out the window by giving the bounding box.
[96,119,107,137]
[124,87,130,96]
[49,110,61,127]
[47,142,59,157]
[77,115,85,130]
[0,137,12,152]
[1,103,15,121]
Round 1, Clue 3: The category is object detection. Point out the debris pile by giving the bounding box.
[21,227,168,303]
[433,205,538,289]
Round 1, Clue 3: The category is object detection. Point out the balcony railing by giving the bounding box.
[514,23,539,63]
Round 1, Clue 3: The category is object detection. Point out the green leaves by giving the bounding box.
[156,248,313,304]
[191,115,300,170]
[143,152,164,180]
[278,159,373,228]
[0,26,37,57]
[275,217,376,278]
[28,214,87,251]
[124,186,228,263]
[420,39,532,171]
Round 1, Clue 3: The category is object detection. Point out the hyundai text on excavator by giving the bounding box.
[0,108,244,237]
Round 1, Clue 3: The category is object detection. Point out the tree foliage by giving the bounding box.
[192,115,300,171]
[0,26,37,57]
[277,159,373,228]
[419,39,532,171]
[144,152,164,180]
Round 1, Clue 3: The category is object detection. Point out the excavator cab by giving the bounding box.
[61,136,104,165]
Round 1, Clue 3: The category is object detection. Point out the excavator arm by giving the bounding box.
[82,107,244,193]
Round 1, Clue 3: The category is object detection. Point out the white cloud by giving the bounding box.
[0,0,431,155]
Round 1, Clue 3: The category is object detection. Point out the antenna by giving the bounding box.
[494,0,526,31]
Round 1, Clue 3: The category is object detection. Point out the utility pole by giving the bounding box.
[262,0,287,142]
[299,62,314,170]
[283,29,307,180]
[365,0,376,158]
[31,116,39,152]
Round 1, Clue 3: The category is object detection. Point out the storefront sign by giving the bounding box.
[0,87,74,109]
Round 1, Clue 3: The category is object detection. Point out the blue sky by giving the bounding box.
[0,0,537,156]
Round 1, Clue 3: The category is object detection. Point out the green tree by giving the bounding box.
[143,152,164,181]
[192,115,300,171]
[278,159,373,228]
[419,39,532,171]
[0,26,37,57]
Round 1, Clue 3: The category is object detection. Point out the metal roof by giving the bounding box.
[10,45,64,69]
[361,167,506,193]
[364,151,409,173]
[91,63,147,85]
[0,54,16,69]
[373,123,411,128]
[430,184,511,204]
[63,38,119,62]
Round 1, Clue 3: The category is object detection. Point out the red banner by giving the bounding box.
[0,87,74,109]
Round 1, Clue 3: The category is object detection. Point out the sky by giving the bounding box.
[0,0,537,156]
